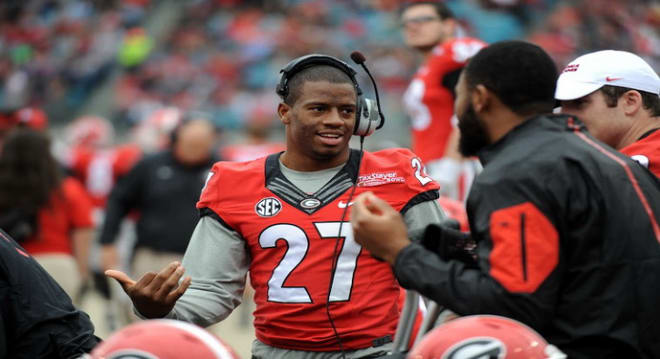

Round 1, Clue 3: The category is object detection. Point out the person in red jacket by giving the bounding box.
[0,127,94,299]
[401,1,486,201]
[556,50,660,177]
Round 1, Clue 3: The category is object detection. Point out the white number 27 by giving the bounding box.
[259,222,361,303]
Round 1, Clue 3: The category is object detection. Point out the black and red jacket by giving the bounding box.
[0,229,99,358]
[394,114,660,359]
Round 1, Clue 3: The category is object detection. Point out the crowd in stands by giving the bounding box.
[0,0,657,145]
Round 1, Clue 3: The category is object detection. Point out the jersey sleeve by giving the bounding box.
[167,216,248,327]
[374,148,441,214]
[62,178,94,229]
[197,162,223,210]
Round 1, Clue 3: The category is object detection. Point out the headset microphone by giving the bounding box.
[350,51,386,130]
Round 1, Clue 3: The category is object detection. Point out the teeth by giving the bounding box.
[320,134,340,138]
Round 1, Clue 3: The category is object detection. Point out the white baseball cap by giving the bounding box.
[555,50,660,100]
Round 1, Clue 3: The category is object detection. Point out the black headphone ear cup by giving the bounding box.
[354,98,379,137]
[354,96,365,136]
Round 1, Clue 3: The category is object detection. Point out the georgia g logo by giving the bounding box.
[255,197,282,217]
[106,350,159,359]
[442,337,506,359]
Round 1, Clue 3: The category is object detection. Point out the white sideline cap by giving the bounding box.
[555,50,660,100]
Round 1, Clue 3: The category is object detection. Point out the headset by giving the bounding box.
[276,53,384,137]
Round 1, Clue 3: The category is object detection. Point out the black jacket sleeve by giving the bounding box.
[99,156,147,245]
[0,230,100,358]
[393,171,569,333]
[394,243,557,331]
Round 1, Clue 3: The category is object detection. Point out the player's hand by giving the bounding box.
[105,261,191,319]
[350,192,411,265]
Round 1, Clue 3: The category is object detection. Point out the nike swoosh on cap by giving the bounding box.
[606,76,622,82]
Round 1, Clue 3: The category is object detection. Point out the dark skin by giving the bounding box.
[106,79,359,319]
[105,262,190,318]
[278,80,357,171]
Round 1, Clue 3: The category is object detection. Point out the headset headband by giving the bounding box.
[276,54,363,100]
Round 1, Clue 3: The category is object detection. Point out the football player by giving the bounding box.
[106,54,447,358]
[401,1,486,201]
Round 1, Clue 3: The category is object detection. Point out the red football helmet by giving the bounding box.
[90,319,240,359]
[408,315,566,359]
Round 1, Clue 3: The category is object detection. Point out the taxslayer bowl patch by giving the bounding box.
[357,172,405,187]
[255,197,283,217]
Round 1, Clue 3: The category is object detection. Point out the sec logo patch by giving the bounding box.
[255,197,282,217]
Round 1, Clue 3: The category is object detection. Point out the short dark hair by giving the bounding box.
[464,41,558,116]
[400,1,454,20]
[283,65,355,106]
[600,85,660,117]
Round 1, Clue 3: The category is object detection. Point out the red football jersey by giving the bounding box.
[403,37,486,163]
[197,148,439,351]
[69,144,141,207]
[620,129,660,178]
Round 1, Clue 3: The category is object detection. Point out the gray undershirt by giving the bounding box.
[139,159,446,358]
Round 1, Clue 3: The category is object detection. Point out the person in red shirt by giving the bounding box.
[556,50,660,178]
[106,54,446,358]
[0,128,94,299]
[401,1,486,201]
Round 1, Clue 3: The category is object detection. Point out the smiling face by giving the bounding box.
[278,80,357,171]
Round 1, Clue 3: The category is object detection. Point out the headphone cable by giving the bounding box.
[326,136,365,359]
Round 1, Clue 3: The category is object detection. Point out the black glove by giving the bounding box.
[412,220,478,267]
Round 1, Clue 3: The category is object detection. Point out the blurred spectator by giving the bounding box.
[0,127,94,299]
[220,105,284,162]
[0,0,133,111]
[2,0,657,150]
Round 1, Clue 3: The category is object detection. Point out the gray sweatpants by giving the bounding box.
[251,339,392,359]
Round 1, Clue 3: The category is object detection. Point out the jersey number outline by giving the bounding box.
[412,157,433,186]
[259,222,362,303]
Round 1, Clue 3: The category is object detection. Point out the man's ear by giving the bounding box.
[278,103,291,125]
[471,84,490,113]
[621,90,643,116]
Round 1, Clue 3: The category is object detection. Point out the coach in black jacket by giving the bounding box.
[351,41,660,359]
[100,119,217,272]
[0,229,99,358]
